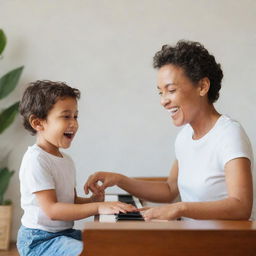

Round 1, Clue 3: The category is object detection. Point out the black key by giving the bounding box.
[116,215,144,221]
[117,211,142,217]
[116,211,144,221]
[116,194,144,221]
[118,194,134,204]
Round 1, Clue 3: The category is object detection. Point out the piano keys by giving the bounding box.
[99,194,144,222]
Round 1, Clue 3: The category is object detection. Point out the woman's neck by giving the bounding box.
[190,105,221,140]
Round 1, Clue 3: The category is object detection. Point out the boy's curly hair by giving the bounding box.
[153,40,223,103]
[19,80,80,135]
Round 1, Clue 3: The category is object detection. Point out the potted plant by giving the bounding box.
[0,29,23,250]
[0,168,14,250]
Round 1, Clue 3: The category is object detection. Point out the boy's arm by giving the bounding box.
[35,189,136,221]
[35,189,99,220]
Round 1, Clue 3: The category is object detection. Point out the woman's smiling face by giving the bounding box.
[157,64,203,127]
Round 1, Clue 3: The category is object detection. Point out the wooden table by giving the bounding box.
[81,220,256,256]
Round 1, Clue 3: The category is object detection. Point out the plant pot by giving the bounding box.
[0,205,12,250]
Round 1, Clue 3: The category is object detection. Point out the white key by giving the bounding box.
[99,195,118,222]
[133,196,142,208]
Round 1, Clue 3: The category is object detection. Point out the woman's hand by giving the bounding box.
[98,201,137,215]
[84,171,123,195]
[141,203,184,221]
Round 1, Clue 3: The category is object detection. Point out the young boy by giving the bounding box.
[17,80,136,256]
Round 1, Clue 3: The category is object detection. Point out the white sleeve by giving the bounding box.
[26,154,55,193]
[219,123,253,169]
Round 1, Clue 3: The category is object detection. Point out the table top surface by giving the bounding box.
[84,220,256,231]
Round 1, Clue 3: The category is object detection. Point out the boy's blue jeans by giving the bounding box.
[17,225,83,256]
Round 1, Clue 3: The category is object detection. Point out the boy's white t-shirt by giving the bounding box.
[19,144,76,232]
[175,115,253,203]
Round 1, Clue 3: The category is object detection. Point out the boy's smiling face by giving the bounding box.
[36,97,78,157]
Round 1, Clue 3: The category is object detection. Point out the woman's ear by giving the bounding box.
[29,115,44,132]
[199,77,210,97]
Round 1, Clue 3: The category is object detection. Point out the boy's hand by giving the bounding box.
[90,191,104,202]
[98,201,137,215]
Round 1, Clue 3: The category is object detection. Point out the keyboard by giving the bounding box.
[99,194,144,222]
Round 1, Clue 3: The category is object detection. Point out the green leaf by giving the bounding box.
[0,29,7,55]
[3,199,12,205]
[0,66,24,99]
[0,167,14,205]
[0,101,19,134]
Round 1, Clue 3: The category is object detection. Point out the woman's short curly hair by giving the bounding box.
[153,40,223,103]
[19,80,80,135]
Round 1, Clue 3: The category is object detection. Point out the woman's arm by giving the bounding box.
[182,157,253,219]
[84,160,180,203]
[143,157,253,220]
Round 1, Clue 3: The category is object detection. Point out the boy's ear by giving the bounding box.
[198,77,210,97]
[29,115,44,132]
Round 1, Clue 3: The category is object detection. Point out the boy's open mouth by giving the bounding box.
[64,132,74,139]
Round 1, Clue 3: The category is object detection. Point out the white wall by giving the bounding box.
[0,0,255,240]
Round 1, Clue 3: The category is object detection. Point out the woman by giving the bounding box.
[85,40,253,221]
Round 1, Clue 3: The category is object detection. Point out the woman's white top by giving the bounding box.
[176,115,253,203]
